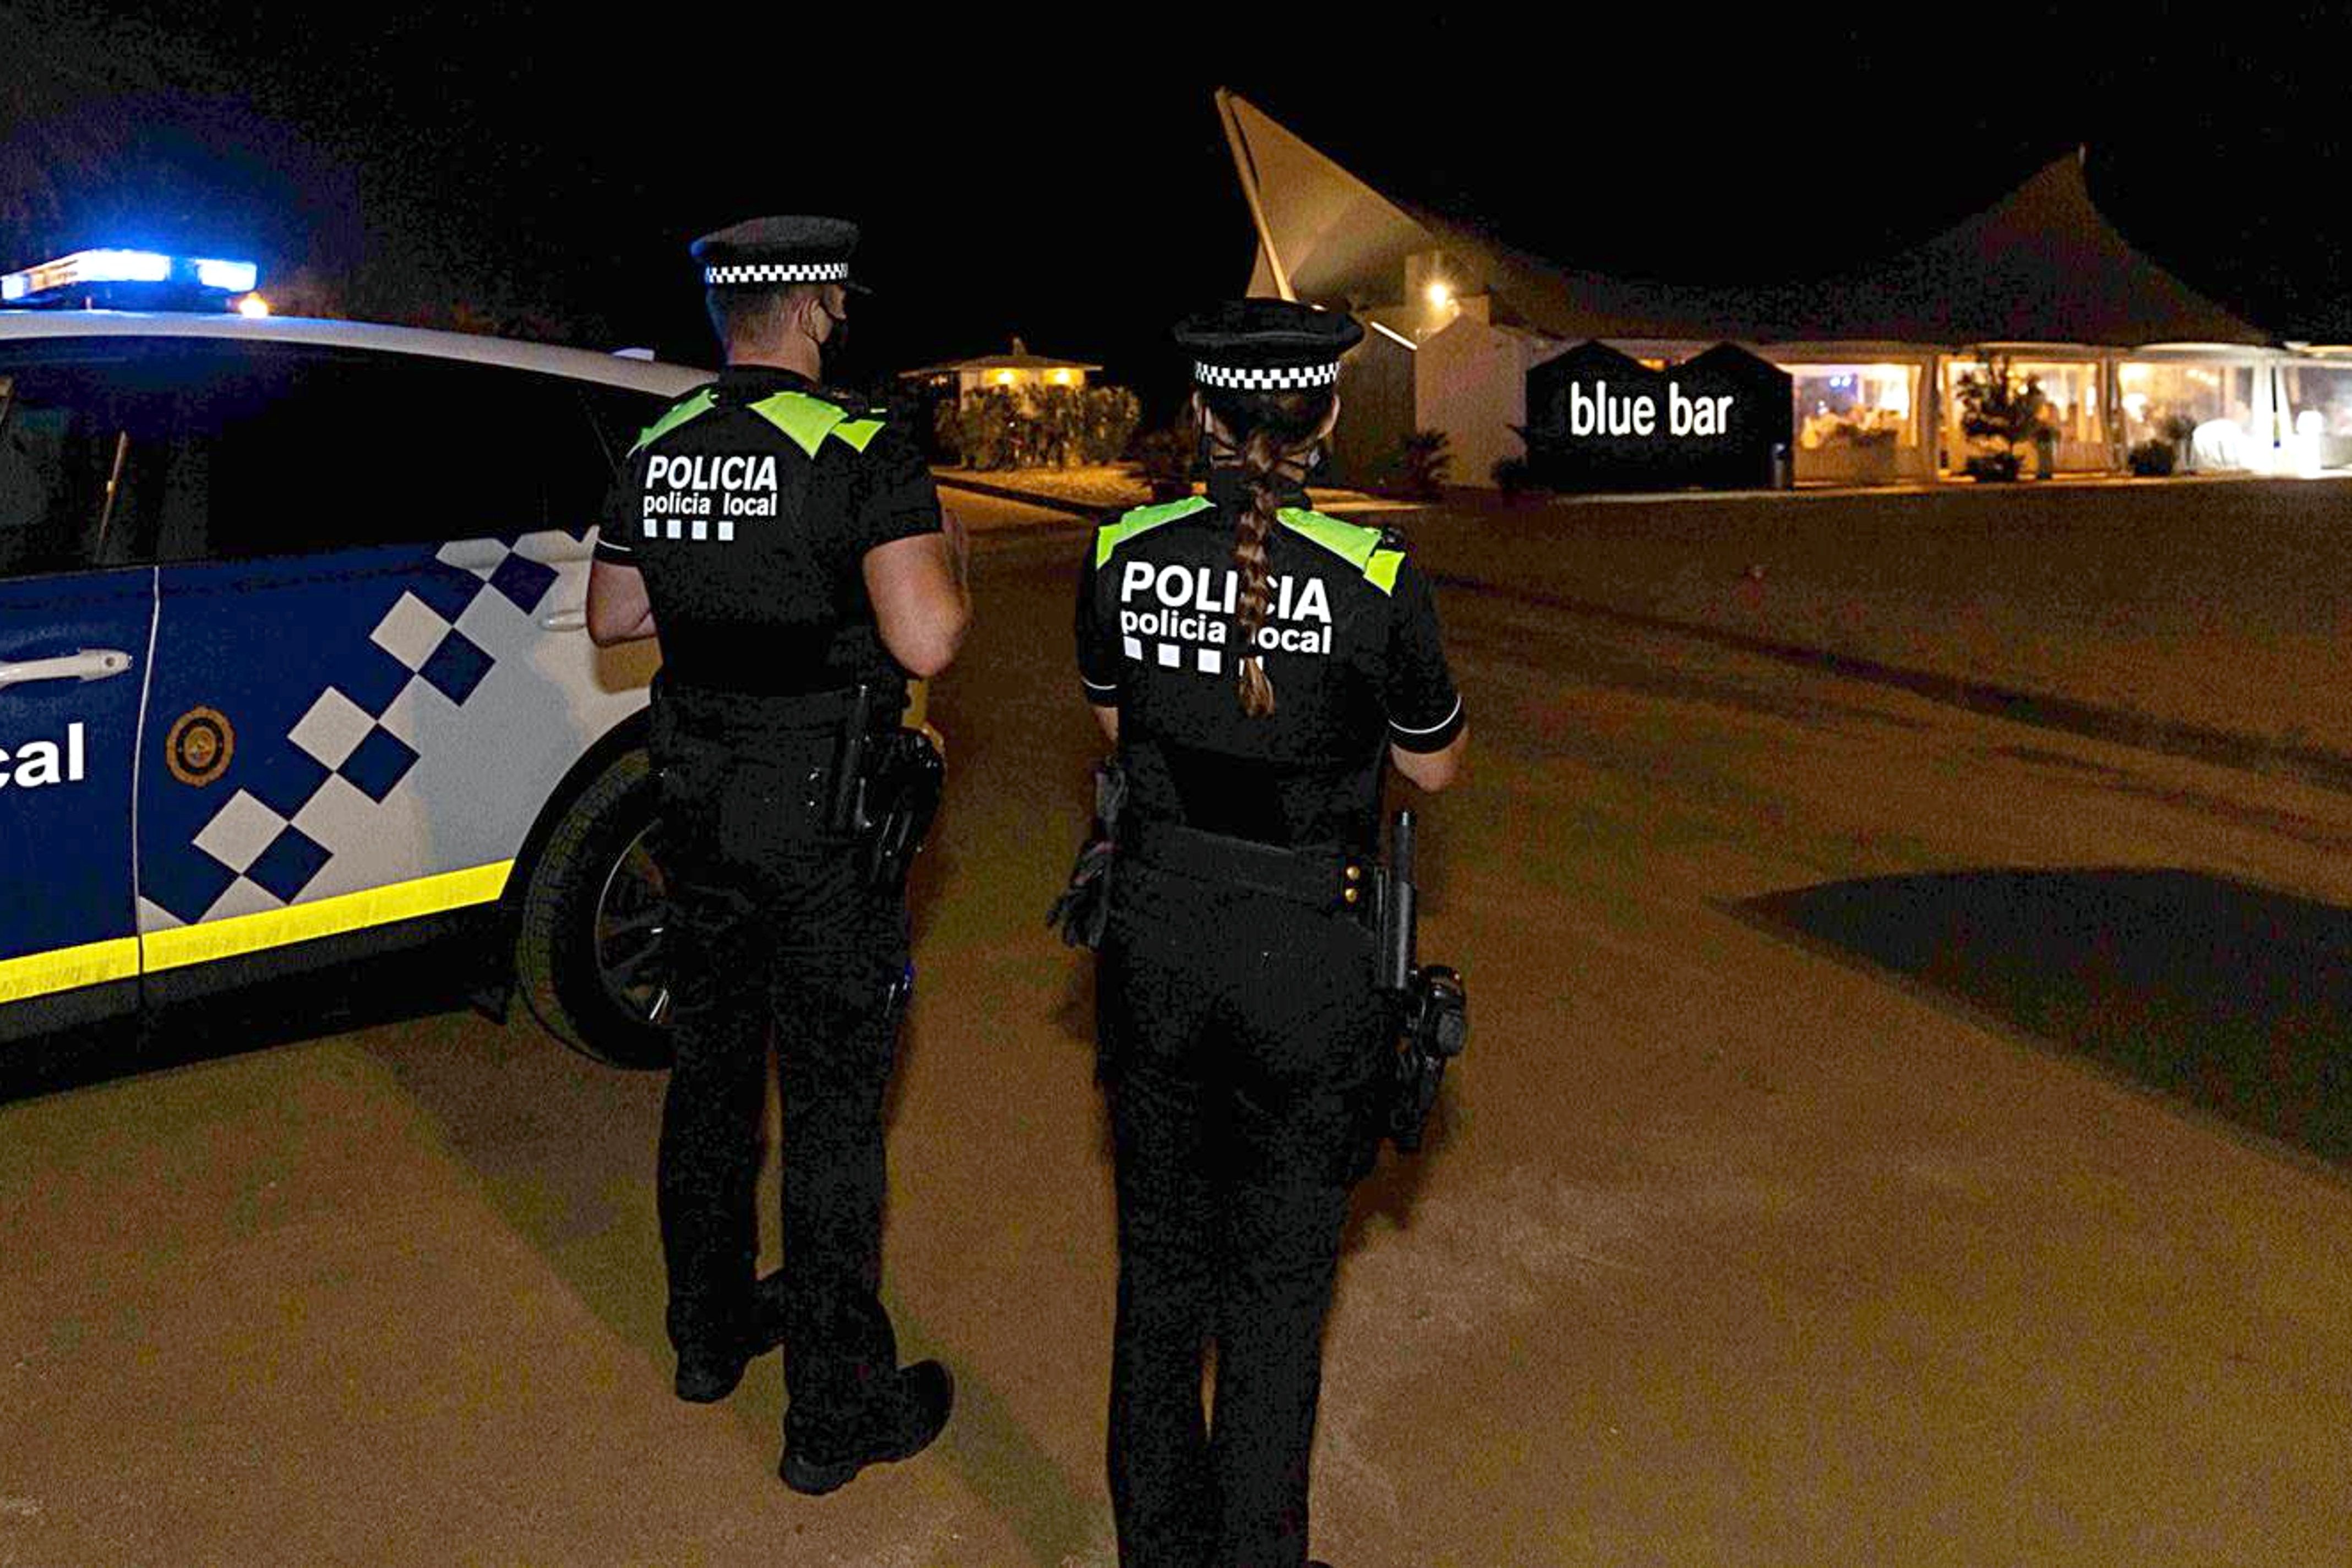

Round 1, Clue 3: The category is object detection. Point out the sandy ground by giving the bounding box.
[933,467,1406,524]
[938,484,1089,536]
[5,487,2352,1565]
[1393,476,2352,770]
[934,466,1152,514]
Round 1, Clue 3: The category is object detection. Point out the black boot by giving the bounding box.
[778,1360,955,1495]
[674,1271,788,1403]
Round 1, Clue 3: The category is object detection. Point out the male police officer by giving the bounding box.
[586,215,969,1494]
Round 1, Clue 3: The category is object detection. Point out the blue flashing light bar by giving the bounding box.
[192,257,259,293]
[79,249,174,283]
[2,248,261,309]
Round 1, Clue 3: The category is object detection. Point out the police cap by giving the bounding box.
[691,215,869,293]
[1173,297,1363,392]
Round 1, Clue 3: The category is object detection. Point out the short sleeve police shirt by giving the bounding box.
[1075,476,1463,851]
[595,366,940,696]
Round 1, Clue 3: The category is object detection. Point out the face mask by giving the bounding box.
[810,298,863,390]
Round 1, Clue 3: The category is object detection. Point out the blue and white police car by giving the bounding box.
[1,249,704,1068]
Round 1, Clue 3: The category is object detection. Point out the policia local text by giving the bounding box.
[1117,559,1336,655]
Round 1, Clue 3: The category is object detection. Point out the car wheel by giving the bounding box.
[515,748,676,1069]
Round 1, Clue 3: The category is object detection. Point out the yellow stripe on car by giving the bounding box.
[0,935,142,1004]
[141,861,515,974]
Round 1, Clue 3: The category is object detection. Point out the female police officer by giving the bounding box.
[1072,298,1468,1568]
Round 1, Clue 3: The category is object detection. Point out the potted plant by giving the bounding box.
[1954,354,2045,482]
[1491,455,1536,496]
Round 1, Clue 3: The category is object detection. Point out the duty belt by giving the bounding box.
[653,676,886,748]
[1122,819,1374,914]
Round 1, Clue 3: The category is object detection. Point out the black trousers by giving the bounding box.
[1097,856,1387,1568]
[652,724,908,1453]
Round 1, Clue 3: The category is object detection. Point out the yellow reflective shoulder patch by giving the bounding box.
[1095,496,1214,569]
[1278,507,1406,593]
[629,388,719,456]
[828,417,885,453]
[1275,508,1380,570]
[747,391,848,458]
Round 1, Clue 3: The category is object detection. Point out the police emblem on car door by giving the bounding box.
[126,342,636,981]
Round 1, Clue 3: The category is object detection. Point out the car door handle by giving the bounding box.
[0,648,135,690]
[539,608,587,632]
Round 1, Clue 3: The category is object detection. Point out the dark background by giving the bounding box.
[7,2,2349,417]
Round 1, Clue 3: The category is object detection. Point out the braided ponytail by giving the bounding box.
[1201,384,1337,718]
[1232,428,1282,716]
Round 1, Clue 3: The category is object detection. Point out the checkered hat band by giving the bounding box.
[703,260,851,285]
[1194,360,1341,390]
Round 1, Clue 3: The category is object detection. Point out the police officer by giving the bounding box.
[1074,298,1468,1568]
[585,215,969,1494]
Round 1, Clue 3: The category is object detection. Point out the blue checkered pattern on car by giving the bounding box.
[139,530,577,928]
[243,822,333,903]
[339,726,421,803]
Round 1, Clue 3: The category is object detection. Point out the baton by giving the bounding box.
[1380,809,1417,995]
[830,683,872,832]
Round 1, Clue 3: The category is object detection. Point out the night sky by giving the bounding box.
[7,2,2350,417]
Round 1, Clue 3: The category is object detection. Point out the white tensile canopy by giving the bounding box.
[1217,90,2272,351]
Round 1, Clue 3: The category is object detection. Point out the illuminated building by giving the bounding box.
[1217,91,2350,486]
[897,338,1101,405]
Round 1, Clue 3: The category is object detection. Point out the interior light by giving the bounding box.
[1425,281,1453,309]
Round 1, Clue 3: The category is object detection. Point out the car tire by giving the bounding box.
[515,748,676,1070]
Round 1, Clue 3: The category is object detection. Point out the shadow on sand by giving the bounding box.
[0,943,489,1104]
[1741,867,2352,1167]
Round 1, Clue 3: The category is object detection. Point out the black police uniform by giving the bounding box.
[593,218,945,1476]
[1074,303,1466,1568]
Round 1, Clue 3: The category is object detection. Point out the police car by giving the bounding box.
[1,249,706,1068]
